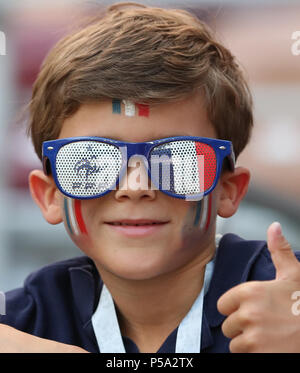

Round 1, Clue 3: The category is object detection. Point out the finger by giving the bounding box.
[221,312,243,339]
[229,333,249,353]
[267,221,300,281]
[217,285,241,316]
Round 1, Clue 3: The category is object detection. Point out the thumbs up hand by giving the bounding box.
[217,222,300,352]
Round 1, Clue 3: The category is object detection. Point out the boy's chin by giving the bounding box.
[92,246,207,282]
[106,266,169,281]
[92,249,185,281]
[112,261,170,281]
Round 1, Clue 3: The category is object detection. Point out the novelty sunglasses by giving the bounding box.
[43,136,235,201]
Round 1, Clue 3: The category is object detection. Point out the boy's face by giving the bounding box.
[31,92,249,281]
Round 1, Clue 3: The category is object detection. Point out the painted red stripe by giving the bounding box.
[74,199,88,234]
[136,103,149,117]
[205,194,212,231]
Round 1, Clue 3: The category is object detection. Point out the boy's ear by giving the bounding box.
[28,169,63,225]
[217,166,250,218]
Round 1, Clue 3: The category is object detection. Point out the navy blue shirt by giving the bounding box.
[1,233,299,353]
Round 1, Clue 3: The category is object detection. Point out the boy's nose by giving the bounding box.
[114,155,157,201]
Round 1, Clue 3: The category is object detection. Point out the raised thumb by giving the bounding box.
[267,222,300,281]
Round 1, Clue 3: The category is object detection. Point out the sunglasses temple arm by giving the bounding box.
[43,157,52,175]
[229,148,236,171]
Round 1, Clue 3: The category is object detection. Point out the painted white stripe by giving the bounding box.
[122,100,136,117]
[199,195,208,230]
[68,198,79,236]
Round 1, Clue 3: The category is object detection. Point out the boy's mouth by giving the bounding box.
[105,219,169,226]
[104,219,170,237]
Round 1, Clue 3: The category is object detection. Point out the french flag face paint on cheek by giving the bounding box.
[178,194,215,256]
[192,194,212,231]
[182,193,213,240]
[63,197,88,238]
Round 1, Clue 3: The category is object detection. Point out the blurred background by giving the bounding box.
[0,0,299,291]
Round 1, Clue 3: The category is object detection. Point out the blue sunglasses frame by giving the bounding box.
[42,136,235,201]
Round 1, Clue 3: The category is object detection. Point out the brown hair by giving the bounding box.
[28,2,253,161]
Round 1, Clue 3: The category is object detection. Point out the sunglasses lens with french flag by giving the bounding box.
[149,140,216,199]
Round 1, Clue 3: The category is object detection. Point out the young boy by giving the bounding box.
[1,2,300,353]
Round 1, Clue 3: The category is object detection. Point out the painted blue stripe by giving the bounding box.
[64,198,73,235]
[112,99,121,114]
[193,200,202,227]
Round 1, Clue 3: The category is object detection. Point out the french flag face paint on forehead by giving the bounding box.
[112,99,150,117]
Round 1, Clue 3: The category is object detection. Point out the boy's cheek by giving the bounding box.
[62,197,92,248]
